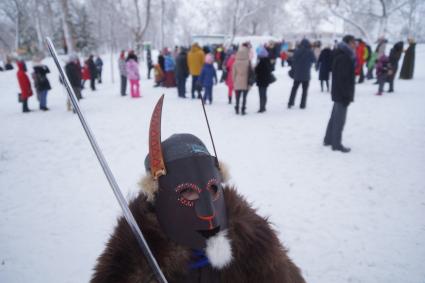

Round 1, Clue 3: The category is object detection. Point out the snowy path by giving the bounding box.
[1,47,424,283]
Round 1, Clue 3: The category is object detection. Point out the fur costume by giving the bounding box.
[90,184,306,283]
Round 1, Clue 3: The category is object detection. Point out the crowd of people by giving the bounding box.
[5,34,417,152]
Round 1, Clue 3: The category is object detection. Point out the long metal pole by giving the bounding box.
[45,37,167,283]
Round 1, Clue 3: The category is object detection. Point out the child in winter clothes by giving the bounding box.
[199,54,217,104]
[225,51,236,104]
[376,54,392,96]
[17,61,33,112]
[126,51,141,98]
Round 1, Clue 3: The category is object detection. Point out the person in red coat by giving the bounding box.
[81,59,91,89]
[355,39,366,83]
[16,61,33,113]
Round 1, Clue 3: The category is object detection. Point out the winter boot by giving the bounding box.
[234,105,239,114]
[241,108,246,115]
[22,100,31,113]
[228,96,232,104]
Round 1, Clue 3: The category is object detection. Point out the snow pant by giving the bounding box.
[120,75,127,96]
[90,77,96,91]
[324,102,348,148]
[288,80,309,108]
[39,90,48,108]
[191,75,202,98]
[129,79,140,98]
[203,85,213,104]
[176,77,187,97]
[235,90,248,113]
[258,86,267,111]
[320,80,329,92]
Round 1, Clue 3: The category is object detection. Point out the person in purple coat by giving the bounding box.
[199,54,217,104]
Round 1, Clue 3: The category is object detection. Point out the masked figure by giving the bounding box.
[91,95,306,283]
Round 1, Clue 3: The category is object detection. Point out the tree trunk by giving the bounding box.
[34,0,44,53]
[59,0,75,54]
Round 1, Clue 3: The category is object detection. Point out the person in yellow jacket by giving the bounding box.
[187,42,205,99]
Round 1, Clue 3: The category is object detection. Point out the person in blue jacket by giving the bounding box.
[199,54,217,104]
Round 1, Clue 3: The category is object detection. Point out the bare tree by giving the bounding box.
[59,0,75,53]
[132,0,151,53]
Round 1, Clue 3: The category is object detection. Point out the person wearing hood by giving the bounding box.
[199,54,217,104]
[32,57,52,111]
[287,38,316,109]
[399,38,416,80]
[87,55,97,91]
[16,61,33,113]
[126,50,141,98]
[255,46,273,113]
[387,41,404,92]
[187,43,205,99]
[323,35,356,153]
[225,48,236,104]
[65,54,83,111]
[163,48,177,88]
[175,47,189,98]
[232,45,252,115]
[90,96,307,283]
[95,55,103,83]
[316,45,333,92]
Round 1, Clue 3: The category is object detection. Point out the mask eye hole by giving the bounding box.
[176,183,201,206]
[180,187,200,201]
[207,179,220,201]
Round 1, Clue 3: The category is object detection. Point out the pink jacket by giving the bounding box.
[225,54,236,88]
[126,59,140,80]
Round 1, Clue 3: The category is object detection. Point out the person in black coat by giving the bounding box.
[65,54,82,101]
[399,38,416,79]
[387,41,403,92]
[287,38,316,109]
[146,46,153,79]
[175,47,189,98]
[316,47,333,92]
[87,55,97,91]
[32,59,52,111]
[95,56,103,83]
[324,35,356,153]
[255,46,273,113]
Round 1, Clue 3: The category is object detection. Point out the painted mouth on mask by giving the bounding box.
[197,226,220,239]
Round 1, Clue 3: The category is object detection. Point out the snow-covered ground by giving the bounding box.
[1,46,424,283]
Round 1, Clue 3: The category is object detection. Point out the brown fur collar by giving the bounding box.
[91,187,305,283]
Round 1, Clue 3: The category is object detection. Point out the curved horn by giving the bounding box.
[149,95,166,179]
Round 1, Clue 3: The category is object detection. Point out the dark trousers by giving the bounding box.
[97,69,102,83]
[176,77,187,97]
[288,80,309,108]
[358,66,364,83]
[377,74,387,93]
[258,86,267,111]
[320,80,329,92]
[120,75,127,96]
[324,102,348,148]
[90,77,96,91]
[366,66,374,80]
[203,85,213,103]
[191,75,202,98]
[147,66,152,79]
[235,90,248,111]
